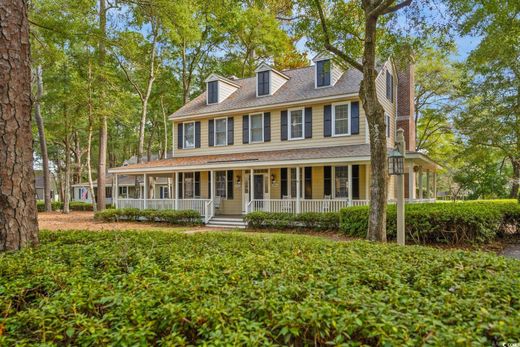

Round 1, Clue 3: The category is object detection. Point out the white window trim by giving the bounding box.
[332,165,352,200]
[214,117,228,147]
[314,59,332,89]
[249,113,264,143]
[288,107,305,140]
[206,80,219,105]
[183,121,196,149]
[332,102,351,137]
[256,70,271,97]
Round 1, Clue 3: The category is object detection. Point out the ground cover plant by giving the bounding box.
[1,231,519,345]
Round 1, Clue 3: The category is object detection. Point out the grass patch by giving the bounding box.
[0,231,519,345]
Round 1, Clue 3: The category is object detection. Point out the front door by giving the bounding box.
[254,174,264,200]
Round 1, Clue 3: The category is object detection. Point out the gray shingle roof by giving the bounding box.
[170,66,363,118]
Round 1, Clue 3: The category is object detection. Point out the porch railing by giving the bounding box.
[247,199,371,214]
[117,198,210,217]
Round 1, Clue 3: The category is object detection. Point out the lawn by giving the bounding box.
[1,231,519,346]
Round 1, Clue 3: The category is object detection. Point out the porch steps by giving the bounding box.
[206,216,247,229]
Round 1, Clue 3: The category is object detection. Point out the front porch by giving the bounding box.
[112,162,438,224]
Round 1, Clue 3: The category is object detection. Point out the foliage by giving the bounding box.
[94,208,202,225]
[244,211,339,230]
[36,200,63,212]
[0,231,519,345]
[340,200,520,244]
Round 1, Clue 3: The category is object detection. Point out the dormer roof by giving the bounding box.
[255,63,290,80]
[204,73,241,88]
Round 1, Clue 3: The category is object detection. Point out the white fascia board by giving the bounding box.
[108,156,372,175]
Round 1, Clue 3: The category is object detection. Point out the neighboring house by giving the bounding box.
[109,53,438,225]
[72,174,173,205]
[34,170,57,201]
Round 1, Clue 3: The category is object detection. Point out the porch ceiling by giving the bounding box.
[108,144,373,174]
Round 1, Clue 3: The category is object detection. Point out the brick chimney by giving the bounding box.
[396,63,416,151]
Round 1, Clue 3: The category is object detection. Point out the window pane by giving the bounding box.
[335,166,349,198]
[290,110,303,139]
[216,171,226,198]
[334,104,349,135]
[208,81,218,103]
[258,71,269,96]
[184,122,195,148]
[251,114,263,142]
[317,60,331,87]
[184,172,194,198]
[215,118,227,145]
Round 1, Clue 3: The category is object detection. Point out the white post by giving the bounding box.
[348,164,353,206]
[408,162,415,201]
[114,174,119,209]
[433,171,437,201]
[250,168,254,212]
[418,167,424,200]
[175,172,179,210]
[143,173,148,209]
[426,170,431,199]
[210,169,215,201]
[396,128,406,245]
[296,166,301,214]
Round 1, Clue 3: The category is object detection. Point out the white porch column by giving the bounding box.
[114,174,119,209]
[296,166,301,214]
[426,170,431,199]
[175,172,179,210]
[143,173,148,209]
[348,164,353,206]
[408,162,415,201]
[418,167,424,200]
[210,170,215,200]
[250,168,254,213]
[433,171,437,201]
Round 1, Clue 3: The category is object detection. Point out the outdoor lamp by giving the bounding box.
[388,147,404,175]
[271,174,276,184]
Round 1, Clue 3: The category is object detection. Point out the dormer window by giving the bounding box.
[316,59,331,87]
[207,80,218,104]
[257,70,270,96]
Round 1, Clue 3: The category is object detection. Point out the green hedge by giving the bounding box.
[36,200,63,212]
[94,208,203,226]
[1,231,519,345]
[244,211,339,231]
[340,200,520,244]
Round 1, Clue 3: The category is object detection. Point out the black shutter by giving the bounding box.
[352,165,360,200]
[208,172,211,199]
[281,110,288,141]
[227,117,234,145]
[208,119,214,146]
[324,105,332,137]
[178,123,184,149]
[304,107,312,138]
[324,166,332,196]
[195,172,200,197]
[242,115,249,144]
[264,112,271,142]
[281,168,288,198]
[227,170,234,199]
[195,121,201,148]
[178,172,183,198]
[351,101,359,135]
[305,167,312,199]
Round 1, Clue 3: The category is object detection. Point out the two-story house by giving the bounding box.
[109,53,438,226]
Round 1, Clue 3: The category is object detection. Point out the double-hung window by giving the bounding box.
[160,186,170,199]
[215,118,227,146]
[335,166,349,198]
[208,81,218,104]
[250,113,263,143]
[333,103,350,136]
[216,171,227,198]
[316,59,331,87]
[183,172,194,198]
[183,122,195,149]
[257,71,270,96]
[289,109,304,140]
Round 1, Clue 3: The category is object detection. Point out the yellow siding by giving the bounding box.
[375,59,398,148]
[174,97,368,157]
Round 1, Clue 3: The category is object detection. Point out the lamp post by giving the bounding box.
[389,128,406,245]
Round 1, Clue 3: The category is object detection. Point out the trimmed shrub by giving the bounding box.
[245,211,340,231]
[1,231,519,345]
[340,200,520,244]
[94,208,202,226]
[36,200,63,212]
[69,201,93,211]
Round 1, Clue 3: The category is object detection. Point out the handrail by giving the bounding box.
[205,200,214,224]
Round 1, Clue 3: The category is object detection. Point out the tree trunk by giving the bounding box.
[0,0,39,251]
[97,0,108,210]
[511,158,520,199]
[361,15,388,242]
[34,65,52,212]
[87,61,97,211]
[63,135,71,214]
[160,96,168,159]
